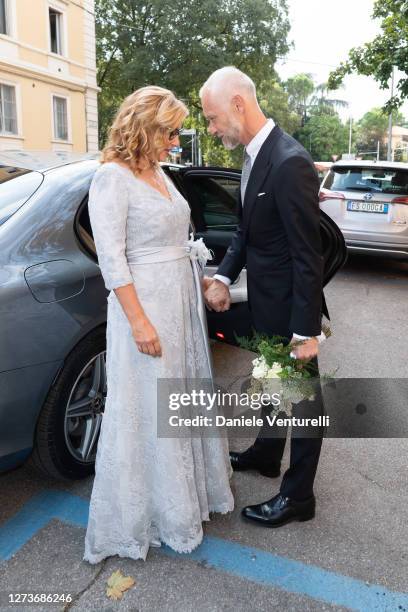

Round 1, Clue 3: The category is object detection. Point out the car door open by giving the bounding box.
[178,166,347,344]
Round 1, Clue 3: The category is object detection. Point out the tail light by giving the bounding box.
[391,196,408,205]
[216,332,225,340]
[391,196,408,224]
[319,188,345,203]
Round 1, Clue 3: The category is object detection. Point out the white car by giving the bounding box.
[319,160,408,259]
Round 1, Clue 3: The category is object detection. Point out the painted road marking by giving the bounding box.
[0,490,88,561]
[164,539,408,611]
[0,490,407,612]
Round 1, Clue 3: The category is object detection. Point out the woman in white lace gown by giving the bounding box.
[83,87,234,564]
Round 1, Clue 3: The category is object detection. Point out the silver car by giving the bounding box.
[319,160,408,258]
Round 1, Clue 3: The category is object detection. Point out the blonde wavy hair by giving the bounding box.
[101,86,188,171]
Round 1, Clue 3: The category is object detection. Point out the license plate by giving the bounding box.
[347,200,388,214]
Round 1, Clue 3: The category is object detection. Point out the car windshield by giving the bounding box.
[0,165,43,225]
[325,166,408,195]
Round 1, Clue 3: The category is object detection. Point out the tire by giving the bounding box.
[28,326,107,480]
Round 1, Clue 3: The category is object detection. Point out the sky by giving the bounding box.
[276,0,408,123]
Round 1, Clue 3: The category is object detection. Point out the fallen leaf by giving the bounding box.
[106,569,136,600]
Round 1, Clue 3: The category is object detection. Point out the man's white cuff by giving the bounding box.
[213,274,232,287]
[292,331,326,344]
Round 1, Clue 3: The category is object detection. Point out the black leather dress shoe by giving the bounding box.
[242,493,315,527]
[229,451,280,478]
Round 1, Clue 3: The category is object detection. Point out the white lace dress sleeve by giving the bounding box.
[88,165,134,291]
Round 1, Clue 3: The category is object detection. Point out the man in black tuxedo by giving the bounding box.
[200,67,327,528]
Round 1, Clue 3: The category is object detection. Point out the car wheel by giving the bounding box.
[29,327,106,480]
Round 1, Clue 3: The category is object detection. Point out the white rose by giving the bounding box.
[252,356,269,379]
[265,362,283,379]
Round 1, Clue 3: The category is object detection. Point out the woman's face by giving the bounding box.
[157,126,182,162]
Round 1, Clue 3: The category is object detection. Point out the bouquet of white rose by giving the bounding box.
[238,328,332,416]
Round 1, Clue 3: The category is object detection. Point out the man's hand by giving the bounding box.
[204,277,231,312]
[290,336,319,361]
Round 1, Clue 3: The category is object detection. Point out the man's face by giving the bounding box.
[201,92,242,150]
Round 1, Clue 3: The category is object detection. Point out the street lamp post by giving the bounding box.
[180,128,202,165]
[387,67,395,162]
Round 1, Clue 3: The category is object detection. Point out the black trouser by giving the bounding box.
[250,357,324,501]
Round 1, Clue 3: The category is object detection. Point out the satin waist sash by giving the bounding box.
[125,236,214,378]
[126,245,191,265]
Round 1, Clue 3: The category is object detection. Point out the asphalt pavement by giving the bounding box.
[0,253,407,612]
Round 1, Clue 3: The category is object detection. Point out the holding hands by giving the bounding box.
[202,277,319,361]
[202,277,231,312]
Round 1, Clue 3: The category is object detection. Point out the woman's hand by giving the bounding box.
[131,316,162,357]
[201,276,214,292]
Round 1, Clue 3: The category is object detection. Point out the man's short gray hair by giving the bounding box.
[199,66,257,101]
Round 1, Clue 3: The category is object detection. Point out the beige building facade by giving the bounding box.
[0,0,99,153]
[390,125,408,160]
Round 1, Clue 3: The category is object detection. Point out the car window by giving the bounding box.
[74,192,99,260]
[185,175,239,230]
[0,165,43,225]
[325,166,408,195]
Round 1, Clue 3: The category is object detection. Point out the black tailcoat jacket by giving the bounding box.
[217,125,326,339]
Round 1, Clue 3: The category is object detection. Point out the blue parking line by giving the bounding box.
[163,538,408,611]
[1,490,407,612]
[0,490,89,561]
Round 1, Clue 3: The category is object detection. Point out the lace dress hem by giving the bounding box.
[83,502,234,564]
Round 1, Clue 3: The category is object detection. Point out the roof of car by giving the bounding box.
[0,152,241,175]
[0,153,201,173]
[0,151,99,172]
[333,160,408,169]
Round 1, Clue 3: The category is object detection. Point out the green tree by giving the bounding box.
[96,0,291,146]
[328,0,408,112]
[311,82,349,113]
[282,75,348,128]
[296,108,350,161]
[283,73,315,125]
[355,107,405,158]
[258,78,300,134]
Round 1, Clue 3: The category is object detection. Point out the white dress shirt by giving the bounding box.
[213,118,325,344]
[214,118,274,290]
[243,117,275,169]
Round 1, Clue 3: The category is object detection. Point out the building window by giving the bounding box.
[0,0,8,35]
[49,8,63,54]
[0,83,18,135]
[53,96,68,140]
